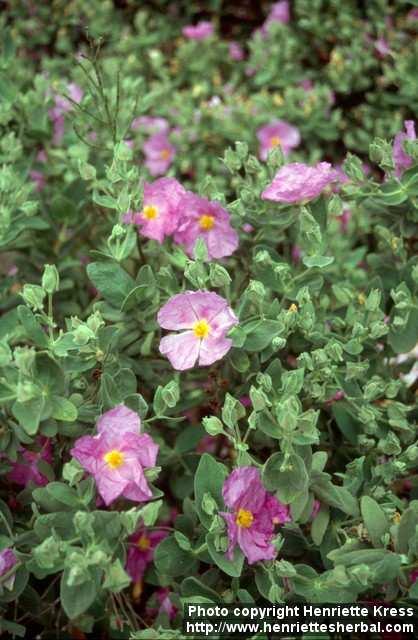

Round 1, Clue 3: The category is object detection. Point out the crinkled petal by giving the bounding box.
[159,331,200,370]
[222,467,265,512]
[97,404,141,437]
[237,527,277,564]
[198,335,233,367]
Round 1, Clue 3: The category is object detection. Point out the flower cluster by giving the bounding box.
[125,179,239,259]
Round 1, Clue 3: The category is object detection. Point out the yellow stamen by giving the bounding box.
[288,303,298,313]
[137,534,151,551]
[132,580,143,601]
[358,293,366,305]
[392,512,401,525]
[236,508,254,528]
[142,205,158,220]
[270,135,281,148]
[199,214,215,231]
[103,449,125,469]
[193,319,210,339]
[160,148,171,160]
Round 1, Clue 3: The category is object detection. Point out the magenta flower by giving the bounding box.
[30,170,46,192]
[310,499,321,520]
[70,404,158,506]
[411,569,418,584]
[125,177,185,243]
[126,527,167,583]
[158,291,238,371]
[393,120,416,178]
[229,42,244,61]
[132,116,169,133]
[257,120,300,160]
[408,8,418,21]
[182,21,213,41]
[143,133,176,176]
[261,162,339,204]
[0,548,17,590]
[173,192,238,259]
[8,437,52,488]
[221,467,290,564]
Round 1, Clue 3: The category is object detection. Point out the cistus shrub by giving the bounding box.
[0,0,417,637]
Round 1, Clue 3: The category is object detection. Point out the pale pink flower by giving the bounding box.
[173,192,239,260]
[132,116,169,133]
[126,528,167,583]
[143,133,176,176]
[393,120,416,177]
[71,405,158,506]
[257,120,300,160]
[182,21,214,41]
[125,177,185,243]
[0,548,17,590]
[157,291,238,371]
[261,162,339,203]
[229,42,244,61]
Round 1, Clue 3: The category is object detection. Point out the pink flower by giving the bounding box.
[311,499,321,520]
[132,116,169,133]
[173,192,239,259]
[408,8,418,21]
[125,177,185,243]
[70,404,158,506]
[221,467,290,564]
[374,37,391,58]
[299,79,313,91]
[260,1,290,36]
[157,291,238,371]
[30,170,46,192]
[261,162,339,204]
[143,133,176,176]
[182,21,213,41]
[126,528,167,583]
[411,569,418,584]
[8,437,52,488]
[229,42,244,61]
[393,120,416,178]
[291,245,301,263]
[242,223,254,233]
[48,83,83,145]
[0,548,17,590]
[257,120,301,160]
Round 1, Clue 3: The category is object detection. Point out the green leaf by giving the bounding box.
[17,306,49,348]
[154,536,197,577]
[388,307,418,354]
[60,569,99,619]
[262,453,309,503]
[87,262,135,308]
[312,477,359,516]
[302,255,334,268]
[12,397,45,435]
[194,454,228,529]
[360,496,390,548]
[50,397,78,422]
[311,506,330,546]
[206,532,244,578]
[243,319,283,351]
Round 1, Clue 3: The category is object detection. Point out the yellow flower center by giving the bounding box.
[103,449,125,469]
[270,135,281,148]
[236,508,254,529]
[288,303,298,313]
[143,205,158,220]
[137,534,151,551]
[199,214,215,231]
[193,319,211,339]
[160,148,171,160]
